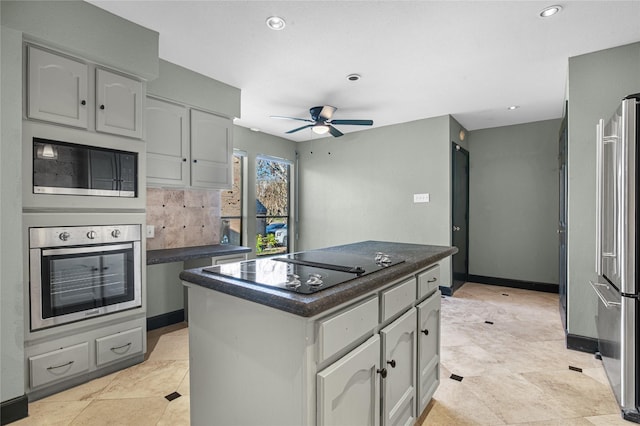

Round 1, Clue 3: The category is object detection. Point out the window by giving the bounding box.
[220,153,244,245]
[256,156,290,256]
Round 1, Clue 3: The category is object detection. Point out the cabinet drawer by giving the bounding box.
[96,327,143,366]
[417,265,440,300]
[29,342,89,388]
[381,278,416,322]
[318,297,378,363]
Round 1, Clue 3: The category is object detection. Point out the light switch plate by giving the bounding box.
[146,225,155,238]
[413,193,430,203]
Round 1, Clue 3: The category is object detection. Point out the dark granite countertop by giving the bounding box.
[179,240,457,317]
[147,244,251,265]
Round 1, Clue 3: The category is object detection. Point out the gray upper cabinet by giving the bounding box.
[96,68,143,139]
[145,97,189,186]
[28,46,89,128]
[145,99,233,190]
[27,45,143,139]
[190,108,233,190]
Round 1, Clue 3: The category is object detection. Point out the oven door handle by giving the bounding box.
[42,243,133,257]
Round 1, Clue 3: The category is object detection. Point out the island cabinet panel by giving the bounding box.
[145,97,189,186]
[380,308,417,426]
[317,335,381,426]
[417,290,441,414]
[381,277,416,322]
[317,296,378,363]
[417,264,440,300]
[28,46,89,128]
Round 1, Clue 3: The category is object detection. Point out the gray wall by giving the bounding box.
[567,42,640,338]
[1,25,26,405]
[297,116,454,288]
[468,119,561,284]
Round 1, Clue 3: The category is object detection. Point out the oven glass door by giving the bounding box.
[35,243,137,328]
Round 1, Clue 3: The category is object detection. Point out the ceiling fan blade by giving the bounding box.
[271,115,314,123]
[329,119,373,126]
[286,124,314,134]
[328,125,344,137]
[318,106,337,121]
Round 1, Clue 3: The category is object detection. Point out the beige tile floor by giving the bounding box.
[13,282,631,425]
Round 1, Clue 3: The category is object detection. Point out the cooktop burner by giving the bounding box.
[202,251,404,294]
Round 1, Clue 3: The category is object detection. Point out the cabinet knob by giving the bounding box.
[81,100,86,106]
[386,359,396,368]
[100,104,105,110]
[376,368,387,379]
[193,159,198,163]
[183,158,187,162]
[421,329,429,336]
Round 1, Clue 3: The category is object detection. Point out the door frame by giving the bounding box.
[450,142,470,294]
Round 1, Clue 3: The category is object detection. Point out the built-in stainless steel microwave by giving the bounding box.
[33,138,138,197]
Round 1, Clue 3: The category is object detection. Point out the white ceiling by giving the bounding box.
[89,0,640,142]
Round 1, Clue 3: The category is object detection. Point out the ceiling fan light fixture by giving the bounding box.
[539,5,562,18]
[266,16,286,30]
[312,124,330,135]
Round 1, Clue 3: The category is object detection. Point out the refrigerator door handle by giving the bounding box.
[590,281,621,308]
[595,119,604,276]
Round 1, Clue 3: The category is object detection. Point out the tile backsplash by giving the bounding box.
[146,187,221,250]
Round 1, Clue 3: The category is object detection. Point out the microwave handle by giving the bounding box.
[595,119,603,276]
[42,243,133,257]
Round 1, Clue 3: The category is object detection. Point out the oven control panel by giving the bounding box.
[30,224,141,248]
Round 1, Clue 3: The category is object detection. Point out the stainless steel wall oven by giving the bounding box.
[29,224,142,331]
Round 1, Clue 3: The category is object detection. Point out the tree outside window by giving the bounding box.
[256,157,290,256]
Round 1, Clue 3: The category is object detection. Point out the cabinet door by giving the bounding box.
[96,68,143,138]
[380,308,417,426]
[317,335,381,426]
[145,97,189,186]
[416,290,441,416]
[190,109,232,189]
[28,46,88,128]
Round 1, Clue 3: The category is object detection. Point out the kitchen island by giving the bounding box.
[180,241,456,426]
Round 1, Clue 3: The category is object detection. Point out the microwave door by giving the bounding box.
[88,150,118,194]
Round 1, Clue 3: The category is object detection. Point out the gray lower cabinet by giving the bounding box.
[417,290,441,414]
[146,96,233,189]
[381,308,417,426]
[26,317,145,398]
[317,335,381,426]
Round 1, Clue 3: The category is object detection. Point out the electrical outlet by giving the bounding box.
[413,193,430,203]
[146,225,155,238]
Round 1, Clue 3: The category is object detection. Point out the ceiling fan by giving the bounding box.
[271,106,373,137]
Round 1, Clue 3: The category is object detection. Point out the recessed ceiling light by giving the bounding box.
[347,73,361,82]
[266,16,286,30]
[508,105,520,110]
[539,5,562,18]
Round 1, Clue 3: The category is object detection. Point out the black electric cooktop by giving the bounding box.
[202,251,404,294]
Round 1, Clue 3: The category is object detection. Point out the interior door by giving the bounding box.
[451,143,469,292]
[558,109,568,330]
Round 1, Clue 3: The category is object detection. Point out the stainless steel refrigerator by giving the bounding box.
[592,93,640,423]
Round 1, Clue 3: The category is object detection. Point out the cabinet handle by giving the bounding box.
[100,104,105,110]
[47,360,74,370]
[377,368,387,379]
[421,329,429,336]
[427,277,437,283]
[80,100,86,106]
[110,342,132,353]
[387,359,396,368]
